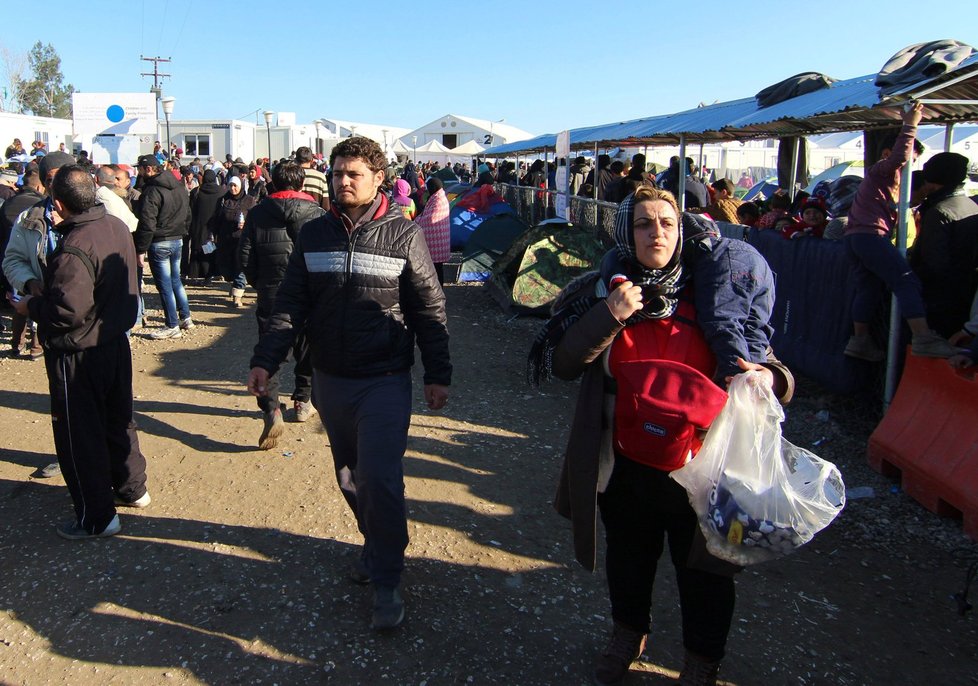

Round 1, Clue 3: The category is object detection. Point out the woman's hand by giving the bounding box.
[949,329,973,347]
[725,357,774,389]
[606,280,644,322]
[949,353,975,370]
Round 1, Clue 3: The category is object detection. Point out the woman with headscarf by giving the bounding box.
[187,169,226,281]
[391,179,417,220]
[213,175,256,307]
[529,187,792,686]
[415,177,450,283]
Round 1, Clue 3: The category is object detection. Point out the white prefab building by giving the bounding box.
[400,115,532,153]
[0,111,74,157]
[314,119,411,160]
[143,120,257,163]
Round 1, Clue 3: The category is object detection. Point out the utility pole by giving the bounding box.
[140,55,171,122]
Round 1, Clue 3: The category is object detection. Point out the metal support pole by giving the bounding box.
[678,134,688,212]
[543,146,550,216]
[884,155,915,407]
[593,142,598,200]
[944,122,955,152]
[787,137,800,202]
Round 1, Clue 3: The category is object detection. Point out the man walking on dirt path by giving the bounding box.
[11,165,149,540]
[248,136,451,631]
[238,161,326,448]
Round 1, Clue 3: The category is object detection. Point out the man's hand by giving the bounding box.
[724,357,774,390]
[424,384,449,411]
[136,253,146,270]
[247,367,270,397]
[9,293,30,316]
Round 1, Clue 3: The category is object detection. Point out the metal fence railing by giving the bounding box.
[495,183,618,240]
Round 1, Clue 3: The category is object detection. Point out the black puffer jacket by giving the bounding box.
[250,196,451,385]
[134,170,190,252]
[238,192,326,297]
[29,205,139,351]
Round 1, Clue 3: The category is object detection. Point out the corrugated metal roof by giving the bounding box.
[482,52,978,157]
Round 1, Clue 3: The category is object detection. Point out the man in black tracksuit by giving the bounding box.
[14,166,147,539]
[238,162,326,447]
[248,137,451,631]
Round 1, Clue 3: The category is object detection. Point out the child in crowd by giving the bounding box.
[842,102,957,361]
[781,197,829,239]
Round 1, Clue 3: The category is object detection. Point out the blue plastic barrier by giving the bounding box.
[748,229,876,393]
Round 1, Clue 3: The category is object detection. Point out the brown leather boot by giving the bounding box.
[593,622,647,685]
[678,650,721,686]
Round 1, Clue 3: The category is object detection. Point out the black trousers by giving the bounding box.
[254,298,312,413]
[598,454,735,661]
[313,371,411,589]
[45,336,147,534]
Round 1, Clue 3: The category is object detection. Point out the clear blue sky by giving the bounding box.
[3,1,975,135]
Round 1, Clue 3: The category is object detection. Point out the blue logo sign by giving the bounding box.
[643,422,667,437]
[106,104,125,123]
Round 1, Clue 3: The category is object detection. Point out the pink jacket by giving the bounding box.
[845,123,917,237]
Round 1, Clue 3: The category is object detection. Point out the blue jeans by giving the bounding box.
[148,239,191,328]
[845,233,925,323]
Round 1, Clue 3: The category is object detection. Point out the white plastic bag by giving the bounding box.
[671,371,845,565]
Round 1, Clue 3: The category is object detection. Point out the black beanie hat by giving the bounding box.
[922,151,969,186]
[38,151,75,180]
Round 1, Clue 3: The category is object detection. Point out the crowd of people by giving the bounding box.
[498,114,978,366]
[1,117,977,685]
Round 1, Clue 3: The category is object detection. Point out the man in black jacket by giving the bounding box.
[908,151,978,338]
[239,162,326,446]
[12,166,148,539]
[134,154,193,340]
[248,136,451,631]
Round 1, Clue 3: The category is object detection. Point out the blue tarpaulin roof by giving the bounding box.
[482,52,978,157]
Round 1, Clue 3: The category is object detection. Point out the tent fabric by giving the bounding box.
[489,223,613,314]
[455,185,507,214]
[415,140,452,154]
[432,167,459,185]
[804,161,864,193]
[450,140,486,155]
[458,215,528,282]
[876,40,976,94]
[450,197,513,250]
[748,228,874,394]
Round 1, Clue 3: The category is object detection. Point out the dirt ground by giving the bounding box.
[1,281,977,686]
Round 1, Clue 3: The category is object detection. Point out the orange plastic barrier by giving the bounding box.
[867,349,978,541]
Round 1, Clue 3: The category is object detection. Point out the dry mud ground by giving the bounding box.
[1,282,977,686]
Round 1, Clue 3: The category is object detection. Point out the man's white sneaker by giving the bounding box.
[149,326,182,340]
[57,514,121,540]
[179,317,195,330]
[115,491,152,508]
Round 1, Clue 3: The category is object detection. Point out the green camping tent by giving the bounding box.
[488,221,612,315]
